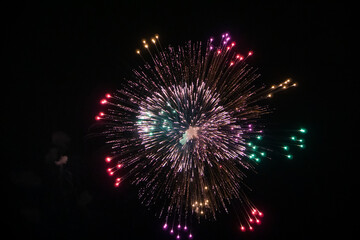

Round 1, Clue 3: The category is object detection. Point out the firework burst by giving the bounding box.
[93,33,306,237]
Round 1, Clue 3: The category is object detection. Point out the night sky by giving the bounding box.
[5,1,356,239]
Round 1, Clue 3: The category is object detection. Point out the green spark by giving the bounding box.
[299,128,307,133]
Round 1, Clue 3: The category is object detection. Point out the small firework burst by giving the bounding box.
[93,33,306,237]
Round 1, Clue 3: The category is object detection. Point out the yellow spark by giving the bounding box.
[144,44,148,48]
[136,49,140,54]
[200,211,204,214]
[293,83,297,87]
[151,38,156,43]
[204,186,208,190]
[142,39,146,44]
[271,85,275,89]
[267,93,272,98]
[155,34,159,39]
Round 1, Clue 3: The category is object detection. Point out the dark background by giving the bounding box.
[4,1,357,239]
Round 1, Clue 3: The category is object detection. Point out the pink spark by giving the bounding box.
[170,229,174,234]
[176,234,180,239]
[105,93,111,98]
[248,51,253,56]
[99,112,105,116]
[105,157,111,162]
[189,234,193,238]
[95,116,101,121]
[100,99,107,104]
[163,223,167,229]
[241,226,246,232]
